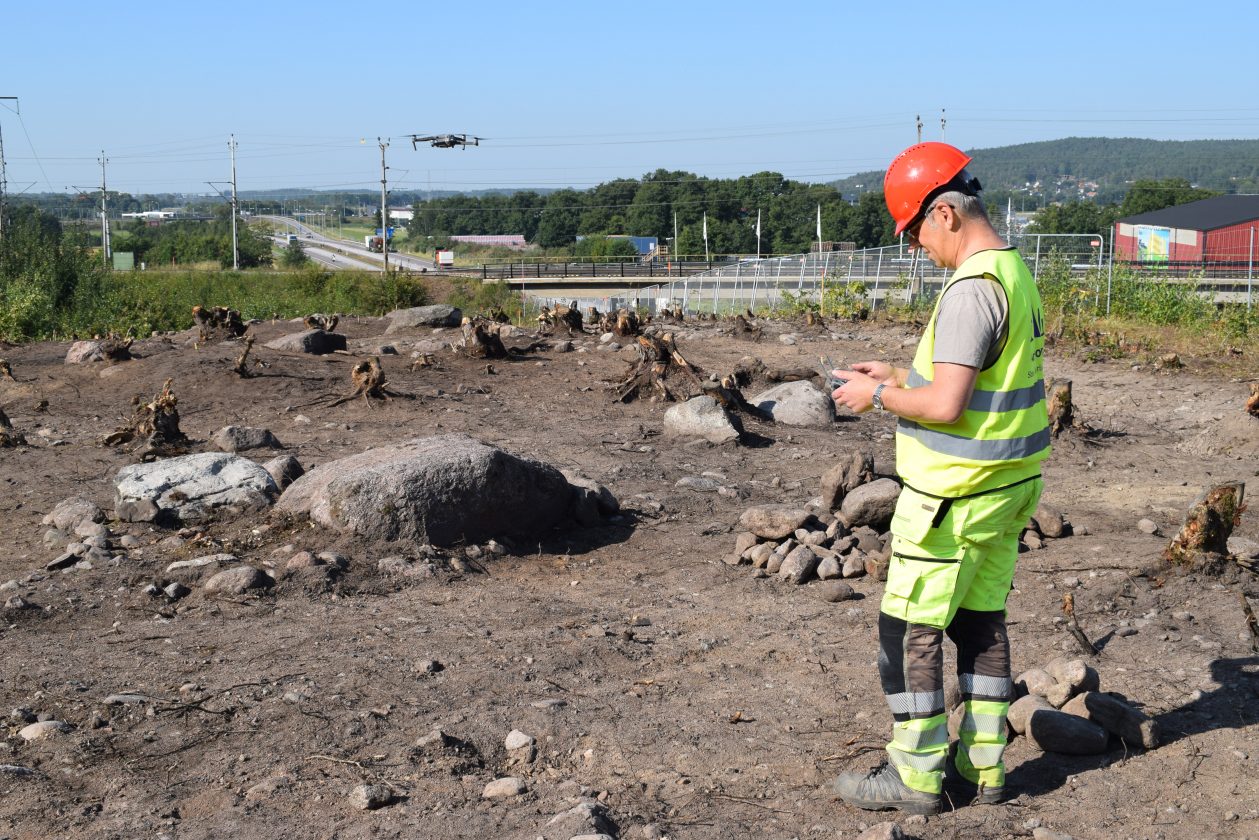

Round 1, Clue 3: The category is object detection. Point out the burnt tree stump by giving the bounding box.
[1163,482,1247,574]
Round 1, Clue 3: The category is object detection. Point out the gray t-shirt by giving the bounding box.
[932,272,1009,370]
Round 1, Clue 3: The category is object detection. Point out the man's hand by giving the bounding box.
[850,361,899,386]
[831,367,879,414]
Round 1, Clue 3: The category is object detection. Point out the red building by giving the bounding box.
[1114,195,1259,269]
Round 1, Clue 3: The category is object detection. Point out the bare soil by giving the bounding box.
[1,313,1257,840]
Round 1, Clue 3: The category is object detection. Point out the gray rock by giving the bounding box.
[1044,658,1100,708]
[1032,829,1075,840]
[734,532,759,556]
[1061,691,1160,749]
[1025,707,1110,754]
[676,476,721,492]
[103,693,152,705]
[817,580,856,602]
[262,455,304,490]
[750,380,835,427]
[841,554,866,578]
[663,396,739,444]
[166,553,235,572]
[1015,667,1058,700]
[482,776,527,798]
[114,453,278,524]
[386,304,463,332]
[348,783,394,810]
[264,329,347,355]
[278,435,572,546]
[74,520,109,540]
[562,472,620,518]
[819,450,875,509]
[19,721,71,741]
[779,545,819,584]
[43,497,104,532]
[748,543,775,568]
[0,765,38,778]
[543,801,616,840]
[203,566,272,595]
[64,340,109,364]
[1137,517,1160,535]
[163,582,190,600]
[1008,693,1055,735]
[840,478,901,530]
[738,505,812,540]
[817,555,841,580]
[852,525,884,554]
[504,729,534,751]
[1033,502,1067,538]
[855,822,905,840]
[210,426,282,453]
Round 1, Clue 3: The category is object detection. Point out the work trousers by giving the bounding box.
[876,477,1042,794]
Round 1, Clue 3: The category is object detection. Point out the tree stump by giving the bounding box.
[330,357,410,407]
[613,333,704,403]
[463,323,508,359]
[1046,378,1073,437]
[1246,383,1259,418]
[0,407,26,447]
[100,379,187,459]
[0,360,14,382]
[1163,482,1247,574]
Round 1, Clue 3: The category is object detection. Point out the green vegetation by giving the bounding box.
[444,278,532,323]
[0,206,428,342]
[832,138,1259,206]
[407,170,897,255]
[280,240,310,268]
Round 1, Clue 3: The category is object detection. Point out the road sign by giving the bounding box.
[375,227,395,237]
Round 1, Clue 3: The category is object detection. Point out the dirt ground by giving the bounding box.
[1,311,1257,840]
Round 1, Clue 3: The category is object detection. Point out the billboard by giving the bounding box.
[1136,226,1171,262]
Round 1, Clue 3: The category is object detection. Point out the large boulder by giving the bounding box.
[386,304,463,333]
[840,478,901,530]
[65,341,108,364]
[663,396,739,444]
[276,435,573,546]
[264,329,346,355]
[114,452,279,524]
[750,380,835,427]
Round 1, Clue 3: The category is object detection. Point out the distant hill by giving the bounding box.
[830,137,1259,204]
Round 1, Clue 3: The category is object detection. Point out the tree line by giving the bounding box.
[405,170,898,255]
[1027,179,1219,237]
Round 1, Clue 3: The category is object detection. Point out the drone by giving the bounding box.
[409,133,482,150]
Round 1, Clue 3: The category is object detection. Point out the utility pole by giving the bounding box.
[941,108,947,141]
[0,96,14,249]
[379,137,389,275]
[916,114,922,144]
[229,134,239,270]
[98,151,111,267]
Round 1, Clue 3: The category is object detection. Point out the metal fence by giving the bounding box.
[527,233,1256,317]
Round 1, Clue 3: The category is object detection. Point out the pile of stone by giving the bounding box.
[40,497,124,573]
[726,452,900,597]
[999,658,1160,754]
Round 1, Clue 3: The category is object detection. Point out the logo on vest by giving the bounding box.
[1031,308,1044,339]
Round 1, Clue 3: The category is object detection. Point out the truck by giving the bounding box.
[284,234,298,245]
[365,236,395,253]
[434,249,454,268]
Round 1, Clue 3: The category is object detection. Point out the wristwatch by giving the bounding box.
[871,383,887,413]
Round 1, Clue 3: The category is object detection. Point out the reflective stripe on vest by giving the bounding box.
[898,419,1052,461]
[905,369,1046,413]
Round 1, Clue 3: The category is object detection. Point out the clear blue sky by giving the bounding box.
[3,0,1257,198]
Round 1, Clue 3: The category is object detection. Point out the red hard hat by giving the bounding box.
[884,142,974,236]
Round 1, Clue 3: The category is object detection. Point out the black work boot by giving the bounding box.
[827,760,941,816]
[944,746,1006,806]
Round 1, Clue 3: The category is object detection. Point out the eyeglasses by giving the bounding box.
[907,203,940,241]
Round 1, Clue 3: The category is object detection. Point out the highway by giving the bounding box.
[261,215,436,273]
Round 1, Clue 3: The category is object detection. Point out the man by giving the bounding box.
[827,142,1051,815]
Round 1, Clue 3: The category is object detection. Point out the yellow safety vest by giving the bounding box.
[895,248,1051,497]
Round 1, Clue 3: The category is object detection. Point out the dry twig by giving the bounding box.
[1062,592,1099,656]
